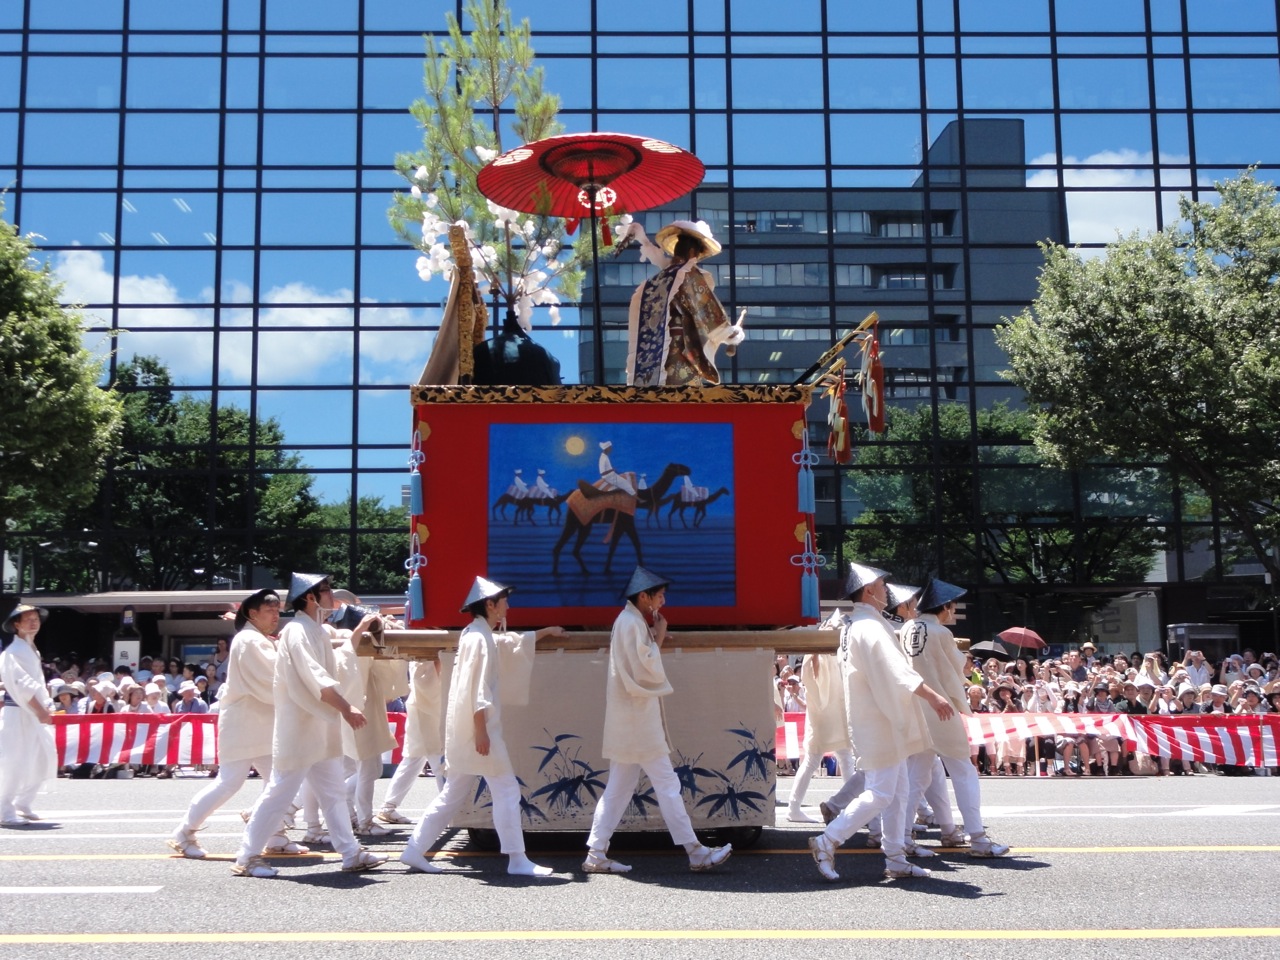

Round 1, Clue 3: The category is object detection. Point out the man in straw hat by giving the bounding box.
[897,577,1011,858]
[621,219,745,386]
[400,576,565,877]
[168,588,309,860]
[806,562,955,882]
[1,603,55,825]
[231,573,386,878]
[581,566,732,874]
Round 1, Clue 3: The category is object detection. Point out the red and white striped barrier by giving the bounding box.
[53,712,412,768]
[53,710,1280,769]
[776,711,1279,766]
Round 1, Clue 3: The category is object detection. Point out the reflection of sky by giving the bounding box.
[9,1,1280,500]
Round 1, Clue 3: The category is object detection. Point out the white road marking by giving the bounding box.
[0,886,162,895]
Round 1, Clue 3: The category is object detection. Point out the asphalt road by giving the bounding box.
[1,770,1277,960]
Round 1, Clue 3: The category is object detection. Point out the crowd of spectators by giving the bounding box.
[776,644,1279,779]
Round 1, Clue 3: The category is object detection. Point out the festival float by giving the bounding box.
[380,133,884,844]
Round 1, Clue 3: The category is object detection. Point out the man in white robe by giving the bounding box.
[807,563,955,882]
[168,589,308,858]
[786,649,856,823]
[378,659,444,824]
[900,578,1010,858]
[597,441,636,496]
[581,567,732,874]
[231,573,386,878]
[0,604,55,825]
[400,577,563,877]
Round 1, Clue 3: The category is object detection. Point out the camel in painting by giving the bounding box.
[551,463,689,575]
[665,486,731,529]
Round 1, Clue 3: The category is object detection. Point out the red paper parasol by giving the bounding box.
[477,132,705,384]
[477,132,704,219]
[998,626,1047,650]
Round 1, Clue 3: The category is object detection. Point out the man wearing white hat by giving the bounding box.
[597,440,636,496]
[173,679,209,714]
[806,563,955,882]
[621,219,745,386]
[581,566,732,874]
[168,589,307,860]
[231,573,386,878]
[400,576,564,877]
[507,468,529,500]
[532,468,555,499]
[898,578,1010,859]
[1,603,56,825]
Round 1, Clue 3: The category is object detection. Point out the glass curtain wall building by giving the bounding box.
[4,0,1279,644]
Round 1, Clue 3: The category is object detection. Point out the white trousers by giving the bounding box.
[824,760,909,859]
[238,757,361,862]
[345,754,382,823]
[587,755,697,852]
[898,750,955,840]
[382,753,443,811]
[790,747,856,808]
[407,772,525,855]
[179,755,272,832]
[939,754,984,836]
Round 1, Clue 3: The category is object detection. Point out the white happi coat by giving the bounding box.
[801,653,853,754]
[348,657,405,761]
[838,602,932,771]
[899,613,971,761]
[0,635,56,799]
[601,602,673,764]
[403,660,444,757]
[442,618,535,778]
[271,611,344,772]
[215,626,277,763]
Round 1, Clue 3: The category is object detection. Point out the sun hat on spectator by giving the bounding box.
[1063,681,1080,696]
[1176,682,1196,697]
[117,677,138,693]
[178,680,199,695]
[1210,684,1229,697]
[1136,678,1155,690]
[145,682,165,696]
[96,671,114,684]
[48,678,66,696]
[1081,640,1096,652]
[1244,662,1266,678]
[66,680,86,697]
[91,680,117,699]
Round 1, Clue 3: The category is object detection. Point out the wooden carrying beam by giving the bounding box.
[373,628,840,659]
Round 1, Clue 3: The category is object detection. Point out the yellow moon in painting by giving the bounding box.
[564,435,585,456]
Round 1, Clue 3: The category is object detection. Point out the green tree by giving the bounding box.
[315,496,410,595]
[997,170,1280,582]
[0,201,122,542]
[54,357,322,590]
[841,402,1168,585]
[389,0,592,330]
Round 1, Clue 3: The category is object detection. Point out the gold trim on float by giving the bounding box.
[409,384,813,405]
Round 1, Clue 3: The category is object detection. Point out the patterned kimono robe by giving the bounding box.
[627,260,738,386]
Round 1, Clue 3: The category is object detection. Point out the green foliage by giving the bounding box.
[314,496,410,595]
[997,169,1280,581]
[53,356,323,590]
[0,202,122,536]
[841,402,1168,585]
[389,0,590,326]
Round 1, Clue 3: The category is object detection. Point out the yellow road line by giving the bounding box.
[2,844,1279,862]
[1,928,1279,945]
